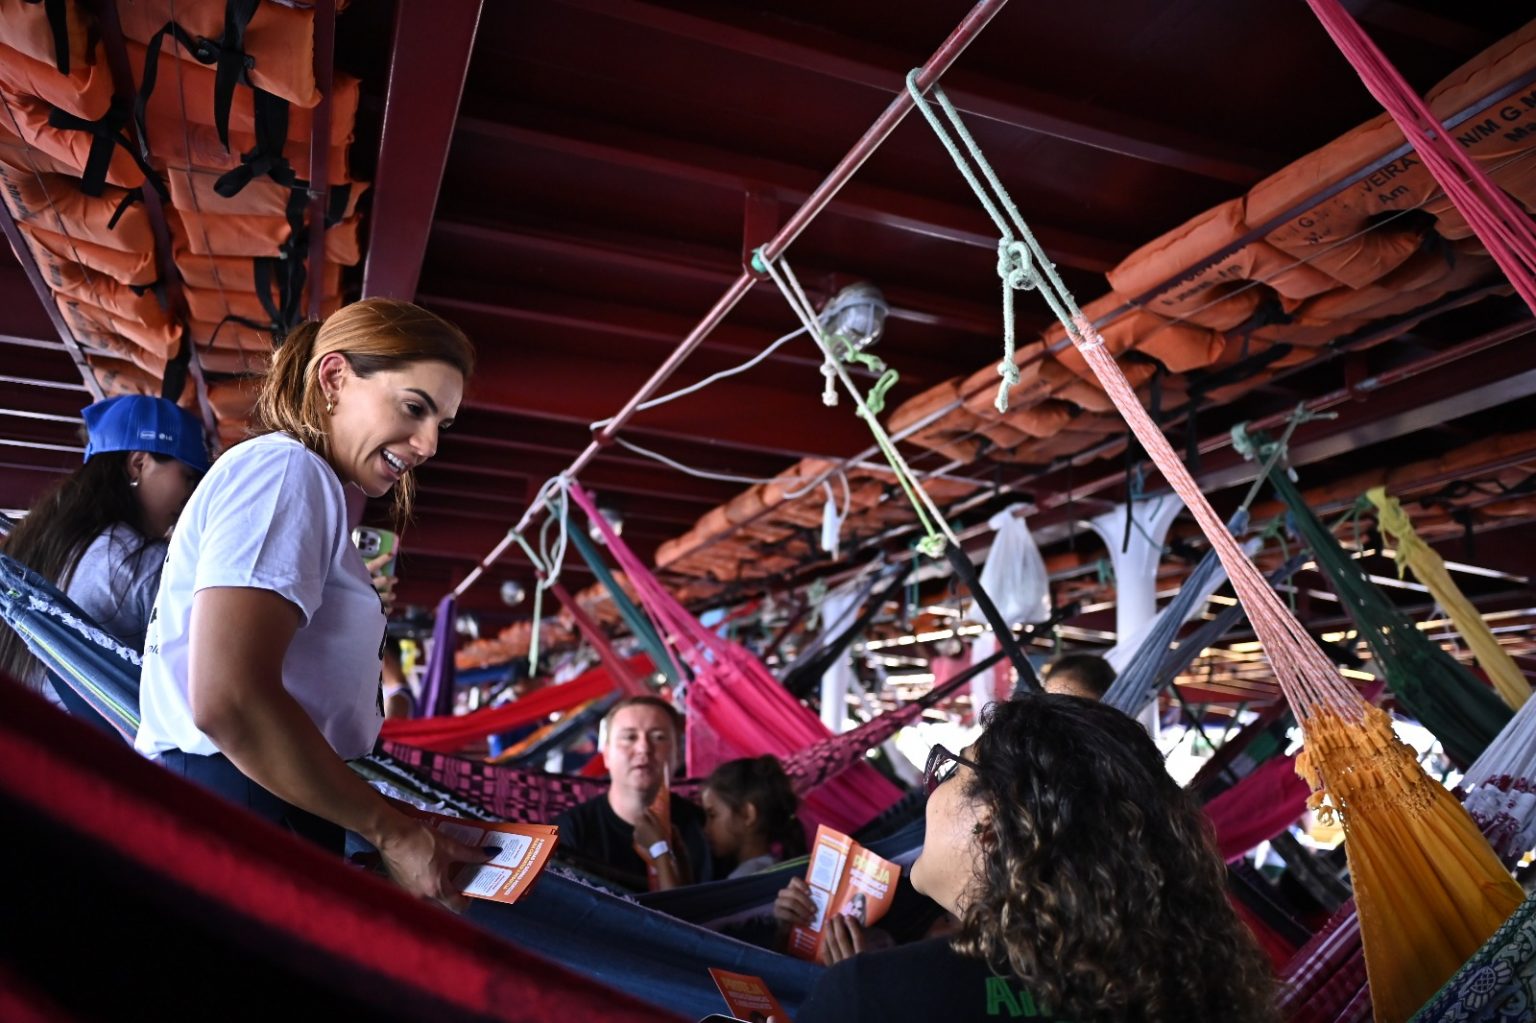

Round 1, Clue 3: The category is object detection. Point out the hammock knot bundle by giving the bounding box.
[1065,301,1521,1023]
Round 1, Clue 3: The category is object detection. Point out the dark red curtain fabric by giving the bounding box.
[0,676,677,1022]
[380,654,651,753]
[1205,752,1312,862]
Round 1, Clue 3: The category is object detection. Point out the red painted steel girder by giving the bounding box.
[362,0,485,300]
[452,108,1125,275]
[457,342,879,459]
[429,215,1019,341]
[555,0,1273,185]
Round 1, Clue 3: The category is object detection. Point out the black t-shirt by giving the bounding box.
[553,793,712,891]
[796,938,1064,1023]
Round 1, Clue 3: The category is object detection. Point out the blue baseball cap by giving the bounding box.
[81,396,212,475]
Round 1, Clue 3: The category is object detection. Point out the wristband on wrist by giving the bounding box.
[647,839,671,860]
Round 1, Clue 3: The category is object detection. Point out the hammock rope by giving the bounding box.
[756,250,953,559]
[1366,487,1531,711]
[1240,433,1513,769]
[1304,0,1536,316]
[908,70,1525,1020]
[755,249,1040,688]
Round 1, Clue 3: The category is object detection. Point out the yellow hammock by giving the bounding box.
[1367,486,1531,711]
[903,75,1523,1020]
[1068,333,1525,1022]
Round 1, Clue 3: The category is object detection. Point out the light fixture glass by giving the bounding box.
[589,505,624,545]
[818,281,889,351]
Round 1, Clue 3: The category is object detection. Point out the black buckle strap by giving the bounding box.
[46,96,167,200]
[212,90,293,198]
[22,0,72,75]
[105,185,142,230]
[213,0,262,150]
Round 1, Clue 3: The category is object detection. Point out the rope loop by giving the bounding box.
[996,239,1036,291]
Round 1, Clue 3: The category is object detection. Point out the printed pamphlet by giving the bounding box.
[404,806,558,905]
[708,968,789,1023]
[787,824,899,961]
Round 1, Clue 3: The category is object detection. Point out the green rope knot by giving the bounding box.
[996,239,1035,292]
[916,533,948,559]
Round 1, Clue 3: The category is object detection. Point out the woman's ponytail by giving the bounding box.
[254,320,326,453]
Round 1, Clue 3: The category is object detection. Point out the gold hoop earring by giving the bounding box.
[325,397,335,415]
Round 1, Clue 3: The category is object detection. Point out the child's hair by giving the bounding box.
[704,755,806,858]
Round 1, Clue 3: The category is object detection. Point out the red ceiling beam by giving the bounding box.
[457,343,878,459]
[455,110,1125,274]
[438,426,796,491]
[429,216,1010,339]
[421,287,965,391]
[419,458,739,509]
[0,202,101,402]
[361,0,485,300]
[446,0,1015,600]
[419,289,833,375]
[556,0,1272,185]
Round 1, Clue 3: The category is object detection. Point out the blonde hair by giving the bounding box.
[254,298,475,522]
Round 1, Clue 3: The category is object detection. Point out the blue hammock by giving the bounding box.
[1104,552,1307,716]
[0,552,142,741]
[472,869,823,1019]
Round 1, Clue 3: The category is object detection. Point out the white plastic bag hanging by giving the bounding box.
[968,504,1050,627]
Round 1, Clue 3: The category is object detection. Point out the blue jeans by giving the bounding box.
[156,750,343,854]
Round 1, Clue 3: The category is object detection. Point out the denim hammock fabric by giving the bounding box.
[0,552,143,741]
[470,868,823,1019]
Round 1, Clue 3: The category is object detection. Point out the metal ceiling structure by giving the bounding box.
[3,1,1534,686]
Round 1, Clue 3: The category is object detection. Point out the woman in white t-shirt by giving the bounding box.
[0,395,208,721]
[135,298,485,909]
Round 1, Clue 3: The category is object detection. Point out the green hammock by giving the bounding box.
[1251,434,1511,766]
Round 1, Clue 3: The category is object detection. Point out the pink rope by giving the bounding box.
[1071,317,1364,721]
[1304,0,1536,315]
[567,483,903,833]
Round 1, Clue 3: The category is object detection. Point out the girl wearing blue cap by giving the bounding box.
[135,298,487,911]
[0,395,208,714]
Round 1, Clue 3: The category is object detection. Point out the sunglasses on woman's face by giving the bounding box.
[924,744,980,794]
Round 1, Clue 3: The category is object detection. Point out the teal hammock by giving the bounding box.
[1255,446,1511,766]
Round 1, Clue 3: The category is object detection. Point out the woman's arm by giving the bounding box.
[187,586,484,908]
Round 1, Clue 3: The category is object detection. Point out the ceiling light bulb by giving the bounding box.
[500,580,527,607]
[589,505,624,545]
[819,282,888,351]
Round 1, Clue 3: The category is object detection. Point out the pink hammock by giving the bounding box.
[569,483,903,834]
[1205,752,1312,863]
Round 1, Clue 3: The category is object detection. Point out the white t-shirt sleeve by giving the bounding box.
[190,443,342,625]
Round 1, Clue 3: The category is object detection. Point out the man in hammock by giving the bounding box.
[554,695,712,891]
[1040,653,1115,701]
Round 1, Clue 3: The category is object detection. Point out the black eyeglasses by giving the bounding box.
[924,744,980,794]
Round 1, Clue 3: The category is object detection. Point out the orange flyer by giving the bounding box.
[787,824,899,961]
[708,968,789,1023]
[406,807,559,905]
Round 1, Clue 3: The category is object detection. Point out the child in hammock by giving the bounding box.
[701,755,807,879]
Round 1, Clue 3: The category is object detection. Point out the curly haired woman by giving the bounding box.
[781,693,1277,1023]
